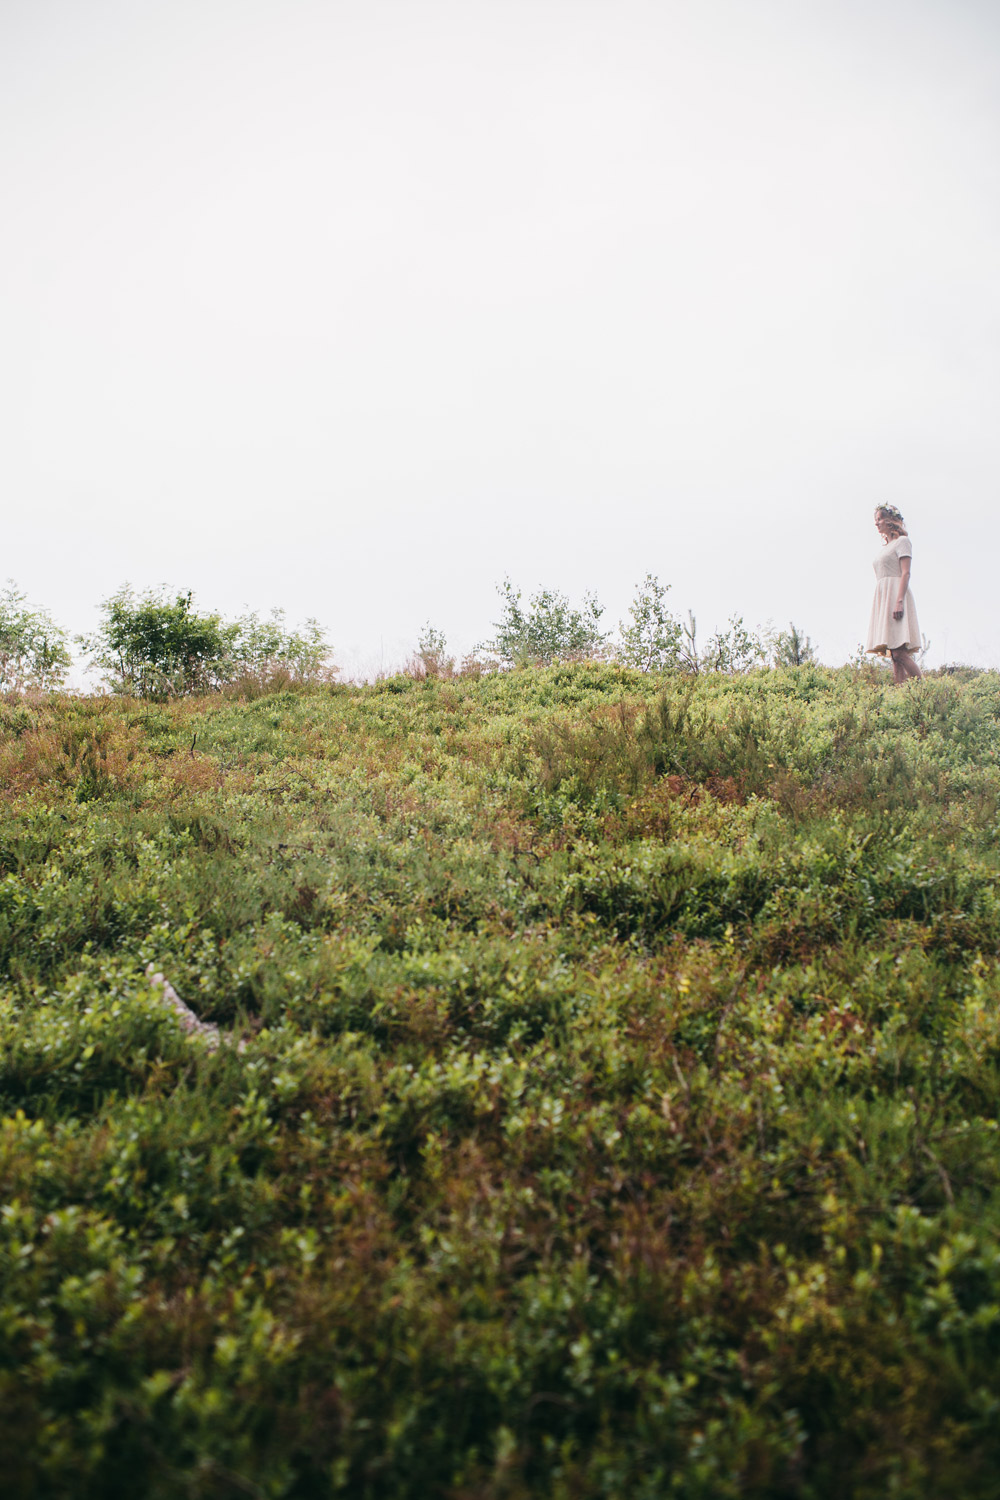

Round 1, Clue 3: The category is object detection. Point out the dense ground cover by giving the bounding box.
[3,663,1000,1498]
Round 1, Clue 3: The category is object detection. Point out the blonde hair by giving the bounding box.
[874,505,908,541]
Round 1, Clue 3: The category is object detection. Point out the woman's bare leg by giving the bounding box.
[891,648,922,683]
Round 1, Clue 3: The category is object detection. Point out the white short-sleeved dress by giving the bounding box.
[866,534,920,656]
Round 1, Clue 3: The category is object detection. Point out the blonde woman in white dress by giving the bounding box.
[866,505,922,683]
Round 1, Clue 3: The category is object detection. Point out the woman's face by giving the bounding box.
[875,514,894,541]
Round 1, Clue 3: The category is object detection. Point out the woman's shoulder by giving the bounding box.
[895,534,913,555]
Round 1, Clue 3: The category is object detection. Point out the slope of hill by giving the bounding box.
[3,664,1000,1499]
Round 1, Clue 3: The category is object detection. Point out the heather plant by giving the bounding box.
[0,580,71,692]
[2,665,1000,1497]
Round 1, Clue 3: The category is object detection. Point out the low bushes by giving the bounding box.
[2,666,1000,1496]
[78,587,335,697]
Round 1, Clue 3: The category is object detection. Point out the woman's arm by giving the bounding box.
[893,557,912,621]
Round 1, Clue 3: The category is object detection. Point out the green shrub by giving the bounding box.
[480,578,609,667]
[226,608,334,687]
[771,621,818,668]
[702,613,768,674]
[617,573,683,671]
[78,586,235,697]
[0,580,71,692]
[78,587,334,698]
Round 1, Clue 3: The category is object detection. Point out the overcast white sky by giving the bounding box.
[3,0,999,678]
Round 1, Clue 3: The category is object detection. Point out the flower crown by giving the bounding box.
[875,504,904,523]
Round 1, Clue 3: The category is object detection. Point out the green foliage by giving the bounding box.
[3,666,1000,1495]
[481,578,609,667]
[412,622,455,679]
[79,587,334,698]
[703,613,768,674]
[617,573,683,671]
[771,621,818,668]
[0,580,71,692]
[227,608,334,687]
[486,578,811,679]
[79,586,235,697]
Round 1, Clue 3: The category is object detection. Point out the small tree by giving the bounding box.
[617,574,683,671]
[229,609,333,683]
[703,615,768,674]
[680,611,700,674]
[411,623,454,679]
[771,622,818,668]
[479,579,608,668]
[79,587,235,697]
[0,581,71,692]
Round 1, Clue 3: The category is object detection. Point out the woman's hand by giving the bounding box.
[893,601,905,621]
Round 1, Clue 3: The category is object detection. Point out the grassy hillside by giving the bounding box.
[3,663,1000,1499]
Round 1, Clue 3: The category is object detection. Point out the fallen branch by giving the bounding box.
[146,965,246,1053]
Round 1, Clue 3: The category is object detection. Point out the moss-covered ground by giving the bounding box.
[4,663,1000,1498]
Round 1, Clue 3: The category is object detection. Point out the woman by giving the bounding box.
[866,505,922,683]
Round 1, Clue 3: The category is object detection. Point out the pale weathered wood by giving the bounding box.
[146,965,246,1053]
